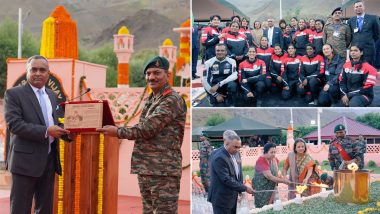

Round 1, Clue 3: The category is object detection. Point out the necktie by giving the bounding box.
[38,89,51,153]
[38,89,49,126]
[231,155,239,179]
[357,17,363,31]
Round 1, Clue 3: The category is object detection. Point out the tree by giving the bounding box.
[129,49,158,87]
[205,113,227,126]
[294,126,317,139]
[80,43,118,87]
[356,113,380,130]
[0,18,39,97]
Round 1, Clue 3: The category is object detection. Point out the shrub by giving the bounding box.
[367,160,377,168]
[205,113,226,126]
[322,160,329,166]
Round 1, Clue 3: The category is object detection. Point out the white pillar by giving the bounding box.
[18,8,22,59]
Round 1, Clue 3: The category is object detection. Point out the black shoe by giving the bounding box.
[192,75,200,80]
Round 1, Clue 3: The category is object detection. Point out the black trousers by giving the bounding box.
[10,153,55,214]
[349,94,372,107]
[282,80,299,100]
[297,77,323,102]
[212,202,237,214]
[208,81,238,107]
[318,84,340,106]
[192,47,199,77]
[241,79,266,99]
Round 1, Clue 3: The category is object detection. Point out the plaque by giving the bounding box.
[62,100,115,132]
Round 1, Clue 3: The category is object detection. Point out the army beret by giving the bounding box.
[320,173,328,182]
[143,56,170,74]
[331,7,342,15]
[334,124,346,132]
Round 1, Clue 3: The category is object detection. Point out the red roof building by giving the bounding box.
[303,116,380,144]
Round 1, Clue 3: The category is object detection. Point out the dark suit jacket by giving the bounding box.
[207,147,246,209]
[4,84,62,177]
[264,27,284,48]
[348,14,380,47]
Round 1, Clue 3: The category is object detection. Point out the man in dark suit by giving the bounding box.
[208,130,254,214]
[192,24,200,80]
[348,0,380,65]
[264,18,284,49]
[4,55,70,214]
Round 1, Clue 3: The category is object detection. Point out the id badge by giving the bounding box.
[354,28,359,33]
[333,31,340,37]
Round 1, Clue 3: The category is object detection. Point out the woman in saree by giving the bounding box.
[252,143,290,208]
[282,138,321,199]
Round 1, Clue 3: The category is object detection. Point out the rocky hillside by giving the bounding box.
[0,0,189,50]
[221,0,343,20]
[192,109,364,129]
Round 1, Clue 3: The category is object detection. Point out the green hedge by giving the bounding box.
[260,181,380,214]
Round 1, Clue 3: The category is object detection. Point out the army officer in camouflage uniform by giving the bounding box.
[328,124,361,170]
[97,56,187,214]
[198,132,213,193]
[323,7,352,59]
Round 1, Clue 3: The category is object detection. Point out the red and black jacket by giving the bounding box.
[339,61,378,99]
[299,54,325,81]
[257,46,274,72]
[241,27,254,47]
[239,58,267,81]
[293,29,312,52]
[270,52,288,78]
[311,30,324,55]
[201,26,221,59]
[282,55,302,86]
[222,32,248,59]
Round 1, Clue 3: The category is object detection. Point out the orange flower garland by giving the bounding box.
[57,139,65,214]
[74,134,82,214]
[39,5,78,59]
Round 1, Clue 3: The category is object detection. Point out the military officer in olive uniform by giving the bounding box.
[97,56,187,214]
[356,135,366,169]
[198,132,213,193]
[328,124,361,171]
[323,7,352,59]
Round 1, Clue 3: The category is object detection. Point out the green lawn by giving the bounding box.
[259,181,380,214]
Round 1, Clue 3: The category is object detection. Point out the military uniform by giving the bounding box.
[328,125,361,170]
[356,140,366,169]
[323,22,351,59]
[117,56,187,214]
[198,139,213,192]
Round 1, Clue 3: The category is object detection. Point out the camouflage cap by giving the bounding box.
[143,56,170,74]
[334,124,345,132]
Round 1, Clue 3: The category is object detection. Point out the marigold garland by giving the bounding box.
[57,118,65,214]
[192,174,204,189]
[39,5,78,59]
[57,139,65,214]
[74,134,82,214]
[124,86,148,125]
[97,133,105,214]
